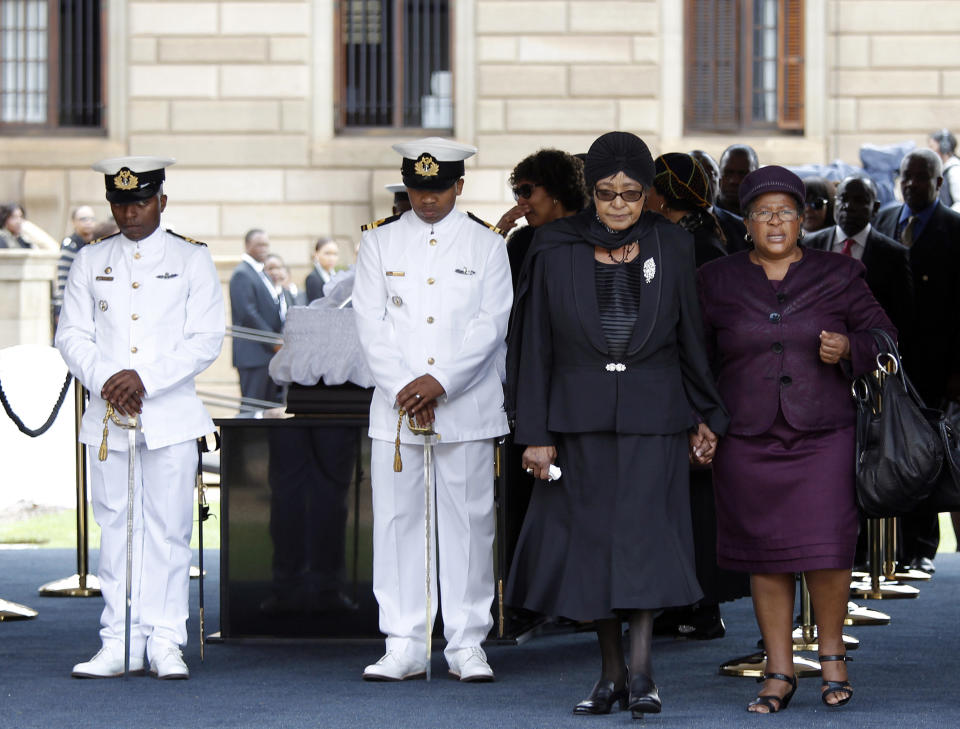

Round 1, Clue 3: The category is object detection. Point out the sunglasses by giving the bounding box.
[512,183,539,200]
[805,198,829,211]
[594,188,644,203]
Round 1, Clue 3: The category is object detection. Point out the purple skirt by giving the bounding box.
[712,408,858,573]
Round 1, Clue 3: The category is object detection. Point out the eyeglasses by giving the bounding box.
[512,183,539,200]
[594,188,644,203]
[805,198,829,211]
[748,208,800,223]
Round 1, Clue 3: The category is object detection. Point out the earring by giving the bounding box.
[744,233,753,243]
[553,199,558,205]
[798,230,805,240]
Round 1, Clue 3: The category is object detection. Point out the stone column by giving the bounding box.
[0,249,58,348]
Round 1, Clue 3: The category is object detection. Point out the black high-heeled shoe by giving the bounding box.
[628,673,661,719]
[820,654,853,707]
[572,678,628,715]
[746,672,797,713]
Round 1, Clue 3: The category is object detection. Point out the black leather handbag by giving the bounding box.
[852,330,943,518]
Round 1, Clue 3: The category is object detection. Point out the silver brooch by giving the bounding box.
[605,363,626,372]
[643,257,656,284]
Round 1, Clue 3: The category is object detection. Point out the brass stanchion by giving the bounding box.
[791,575,860,650]
[0,599,38,621]
[849,518,918,599]
[38,383,100,597]
[885,516,932,581]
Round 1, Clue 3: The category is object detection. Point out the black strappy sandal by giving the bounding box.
[746,672,797,714]
[820,654,853,707]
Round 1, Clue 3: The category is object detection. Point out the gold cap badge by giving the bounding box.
[113,168,139,190]
[413,154,440,178]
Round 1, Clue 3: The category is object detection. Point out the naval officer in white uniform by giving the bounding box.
[56,157,224,679]
[353,138,513,681]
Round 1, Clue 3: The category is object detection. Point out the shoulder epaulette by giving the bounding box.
[167,229,207,246]
[361,214,401,232]
[468,212,503,236]
[88,232,120,245]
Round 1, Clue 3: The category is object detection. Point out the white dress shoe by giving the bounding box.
[72,647,145,678]
[447,646,494,682]
[362,650,427,681]
[149,646,189,680]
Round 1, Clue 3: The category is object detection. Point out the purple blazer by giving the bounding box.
[696,248,896,436]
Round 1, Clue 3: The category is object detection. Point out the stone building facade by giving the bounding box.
[1,0,958,402]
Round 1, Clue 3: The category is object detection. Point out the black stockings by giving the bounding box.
[596,609,655,687]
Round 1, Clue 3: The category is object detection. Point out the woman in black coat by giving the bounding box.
[505,133,729,719]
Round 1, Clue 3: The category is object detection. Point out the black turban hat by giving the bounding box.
[583,132,655,190]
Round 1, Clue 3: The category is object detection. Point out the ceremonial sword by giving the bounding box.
[99,403,138,678]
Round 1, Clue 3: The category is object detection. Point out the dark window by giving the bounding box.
[336,0,451,131]
[685,0,803,133]
[0,0,103,131]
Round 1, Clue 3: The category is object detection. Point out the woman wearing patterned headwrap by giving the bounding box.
[505,132,729,719]
[645,153,751,643]
[646,153,727,267]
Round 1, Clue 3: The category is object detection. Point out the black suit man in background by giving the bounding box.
[806,175,913,335]
[716,144,759,218]
[873,148,960,573]
[229,228,283,405]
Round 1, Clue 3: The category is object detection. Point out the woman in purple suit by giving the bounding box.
[697,167,895,714]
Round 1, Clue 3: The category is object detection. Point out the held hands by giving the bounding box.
[819,330,851,365]
[522,445,558,481]
[396,374,446,428]
[101,369,146,417]
[496,203,531,236]
[689,423,718,466]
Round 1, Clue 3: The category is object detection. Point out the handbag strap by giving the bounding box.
[868,328,927,409]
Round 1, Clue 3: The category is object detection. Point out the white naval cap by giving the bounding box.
[385,183,408,195]
[393,137,477,190]
[93,156,176,203]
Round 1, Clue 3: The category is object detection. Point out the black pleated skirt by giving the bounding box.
[505,431,703,622]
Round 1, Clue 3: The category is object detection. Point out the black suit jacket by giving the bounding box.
[507,212,729,446]
[305,268,327,303]
[229,260,283,368]
[874,202,960,405]
[805,226,913,337]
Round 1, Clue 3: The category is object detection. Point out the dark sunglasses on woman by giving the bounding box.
[805,198,829,211]
[512,183,539,200]
[595,188,644,203]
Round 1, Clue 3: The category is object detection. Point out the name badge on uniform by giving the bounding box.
[156,272,178,279]
[96,276,114,281]
[385,271,405,277]
[454,267,476,276]
[98,300,109,312]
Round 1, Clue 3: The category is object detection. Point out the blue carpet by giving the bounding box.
[2,548,959,728]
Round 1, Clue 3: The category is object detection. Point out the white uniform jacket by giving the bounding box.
[353,207,512,443]
[56,227,225,450]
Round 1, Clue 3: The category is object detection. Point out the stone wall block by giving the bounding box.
[129,135,309,167]
[130,2,218,35]
[170,100,281,132]
[569,1,658,33]
[159,37,269,63]
[518,36,632,63]
[507,100,617,132]
[479,65,567,97]
[477,2,566,33]
[129,65,218,98]
[220,65,310,98]
[570,65,658,97]
[221,3,310,35]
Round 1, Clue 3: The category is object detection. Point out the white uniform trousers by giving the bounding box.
[88,435,196,661]
[370,438,495,663]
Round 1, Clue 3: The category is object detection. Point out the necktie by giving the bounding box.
[841,238,855,256]
[901,215,917,247]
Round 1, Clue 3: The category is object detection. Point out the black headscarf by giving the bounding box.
[576,132,657,250]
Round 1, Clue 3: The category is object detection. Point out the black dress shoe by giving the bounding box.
[573,679,628,715]
[910,557,936,574]
[628,673,661,718]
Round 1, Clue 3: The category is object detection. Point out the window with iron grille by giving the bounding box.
[0,0,103,131]
[685,0,803,133]
[336,0,452,131]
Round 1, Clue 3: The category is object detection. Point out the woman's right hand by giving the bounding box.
[497,203,530,235]
[522,445,557,481]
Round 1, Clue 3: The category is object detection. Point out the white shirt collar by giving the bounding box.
[831,223,870,259]
[242,252,264,272]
